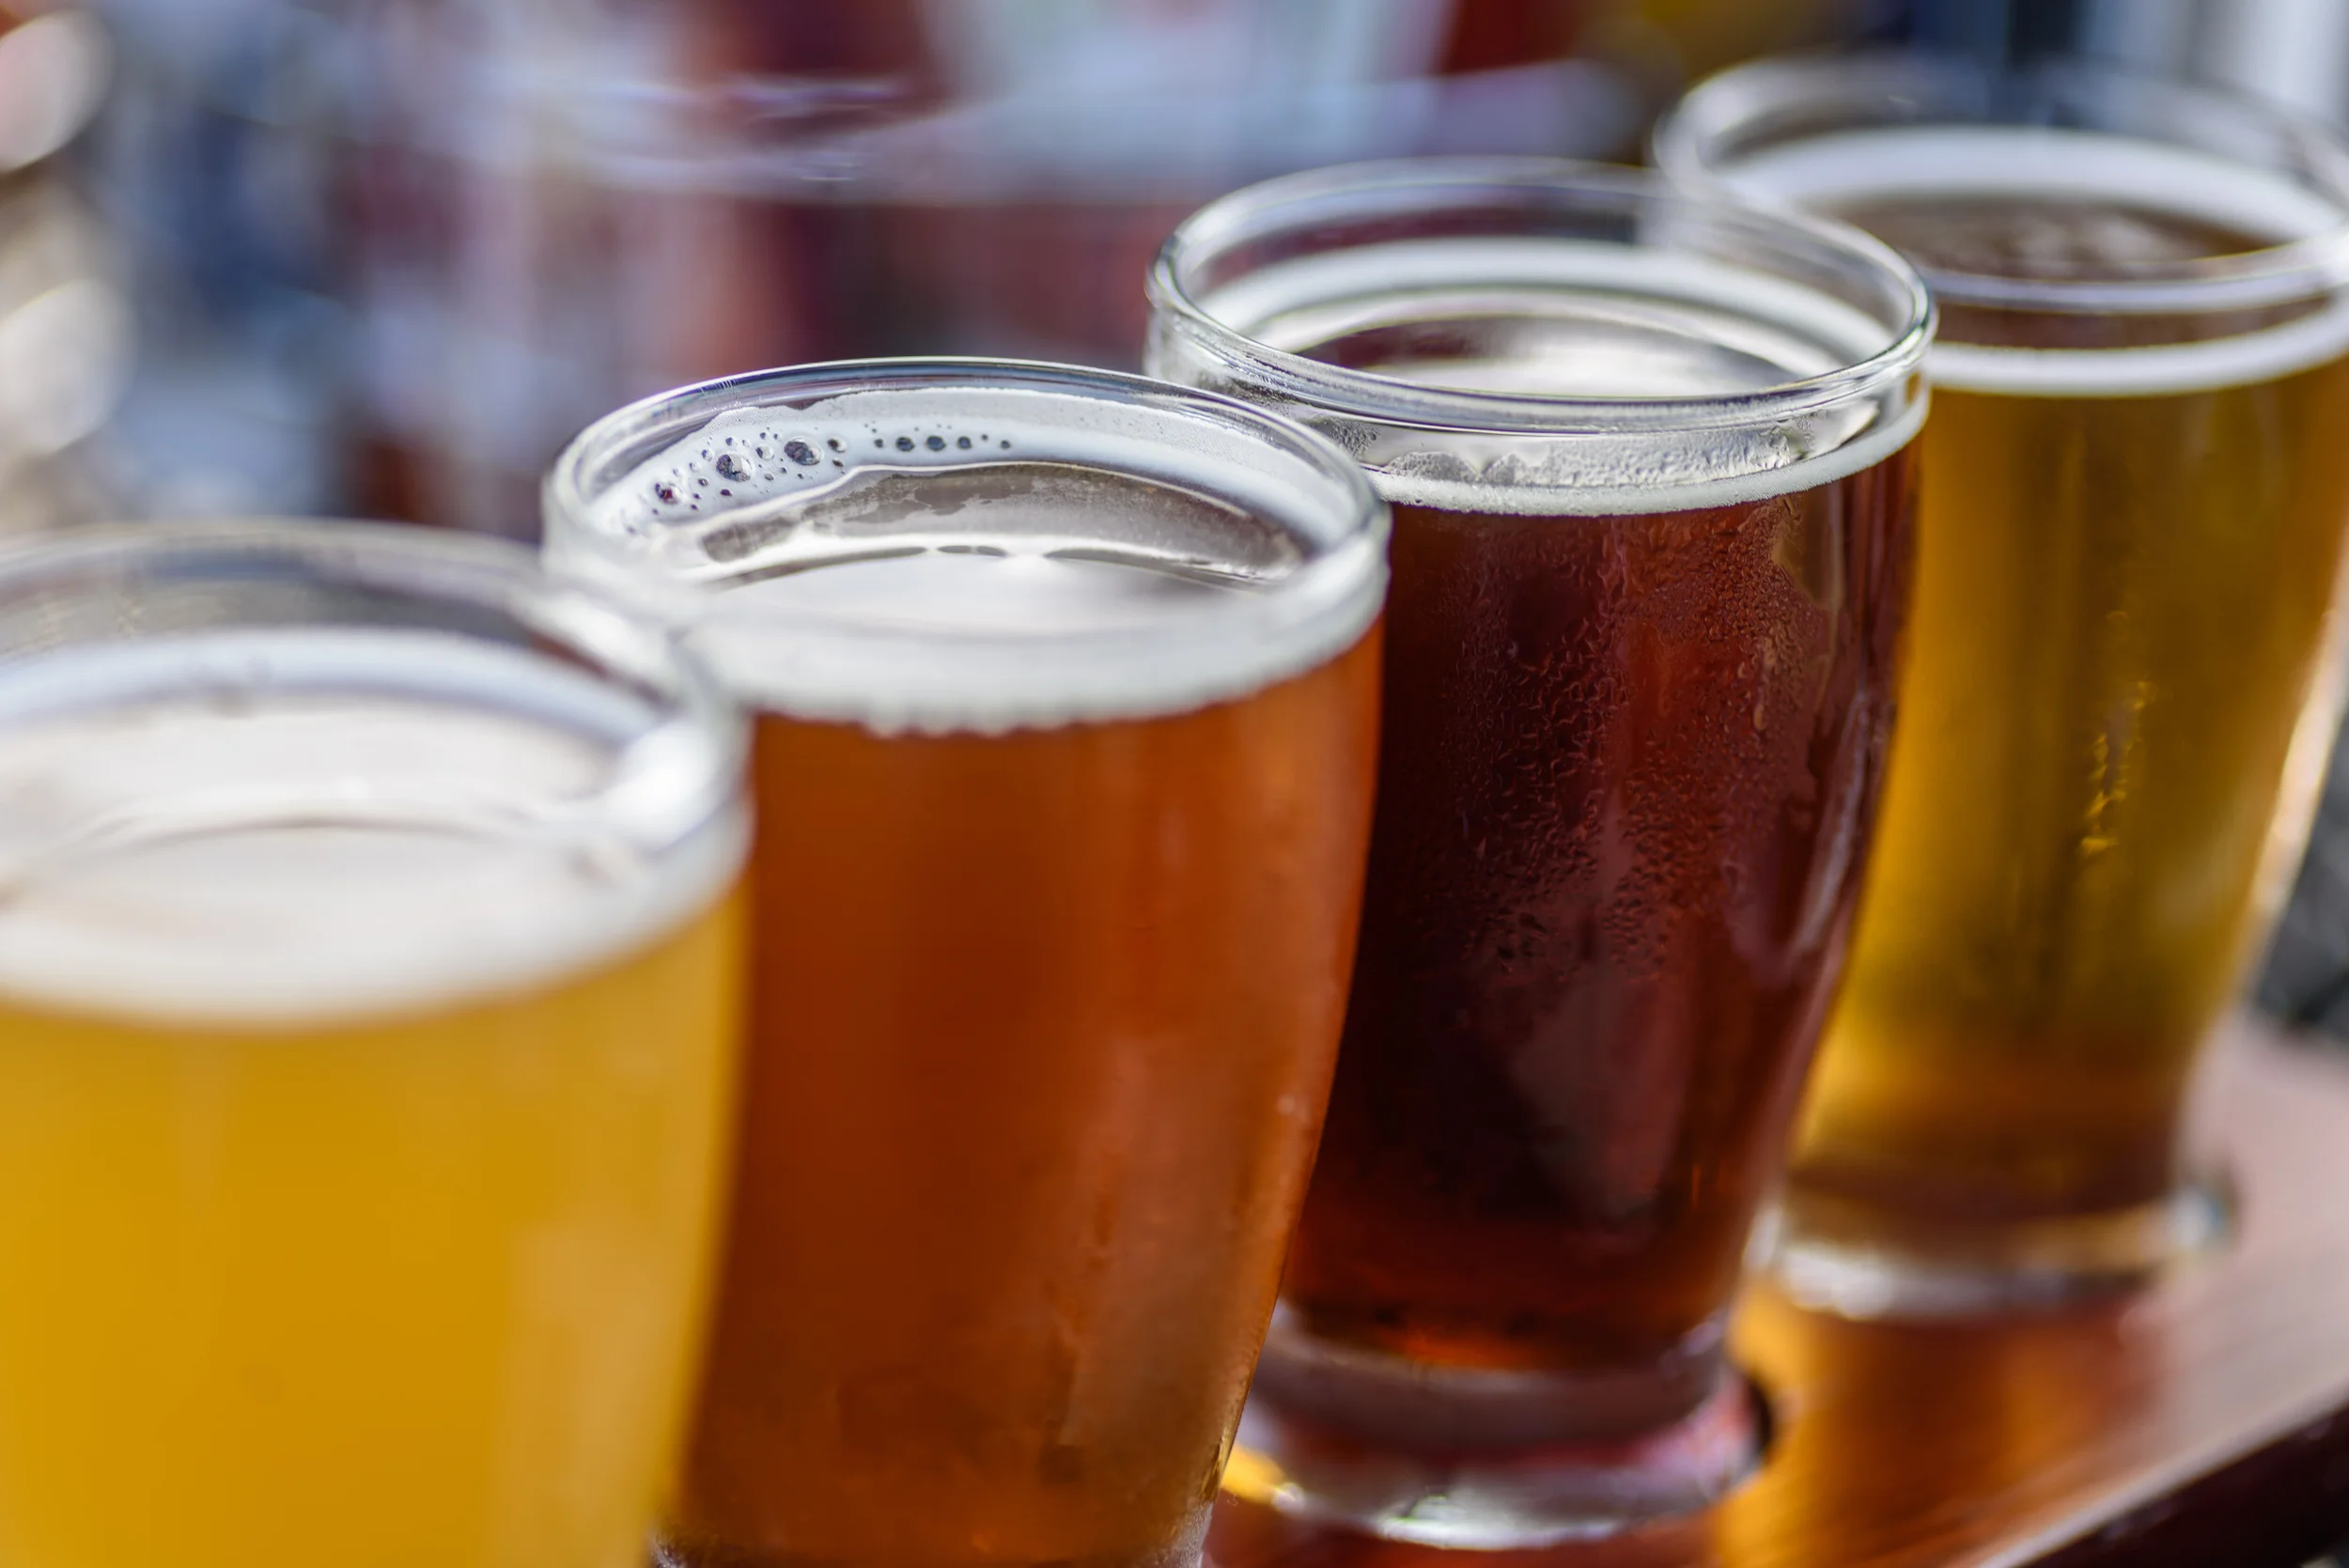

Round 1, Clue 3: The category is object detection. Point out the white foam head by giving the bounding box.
[0,629,744,1028]
[1678,127,2349,396]
[546,365,1389,736]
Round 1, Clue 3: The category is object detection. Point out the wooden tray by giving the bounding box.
[1208,1017,2349,1568]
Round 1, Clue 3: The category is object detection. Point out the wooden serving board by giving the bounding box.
[1208,1017,2349,1568]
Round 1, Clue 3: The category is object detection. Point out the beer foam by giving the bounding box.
[1714,127,2349,396]
[0,630,744,1028]
[556,384,1386,735]
[1181,238,1924,517]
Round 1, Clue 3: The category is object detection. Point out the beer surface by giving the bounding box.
[1831,195,2261,280]
[1258,283,1912,1380]
[726,537,1246,630]
[0,634,743,1568]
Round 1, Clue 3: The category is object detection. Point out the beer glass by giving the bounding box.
[0,521,748,1568]
[1657,55,2349,1317]
[1147,160,1929,1544]
[545,361,1387,1568]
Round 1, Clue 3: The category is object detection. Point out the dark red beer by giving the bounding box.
[1285,461,1913,1383]
[1146,158,1931,1542]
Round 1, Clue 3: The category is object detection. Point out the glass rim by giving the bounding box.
[543,356,1391,734]
[1145,154,1936,437]
[1652,50,2349,317]
[545,354,1388,553]
[0,517,748,858]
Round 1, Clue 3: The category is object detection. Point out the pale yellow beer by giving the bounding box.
[0,526,747,1568]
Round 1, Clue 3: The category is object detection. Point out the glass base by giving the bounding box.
[1770,1168,2235,1321]
[1220,1313,1766,1548]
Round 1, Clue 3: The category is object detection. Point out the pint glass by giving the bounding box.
[545,361,1387,1568]
[1147,160,1929,1543]
[1657,55,2349,1315]
[0,522,748,1568]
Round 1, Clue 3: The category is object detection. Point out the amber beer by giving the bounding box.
[1146,161,1930,1544]
[546,363,1386,1568]
[1657,57,2349,1310]
[0,524,746,1568]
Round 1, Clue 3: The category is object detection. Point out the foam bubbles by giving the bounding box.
[603,405,1022,536]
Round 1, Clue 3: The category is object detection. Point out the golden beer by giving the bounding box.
[0,526,747,1568]
[1657,58,2349,1308]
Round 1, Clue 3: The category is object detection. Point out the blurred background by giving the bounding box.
[11,0,2349,1043]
